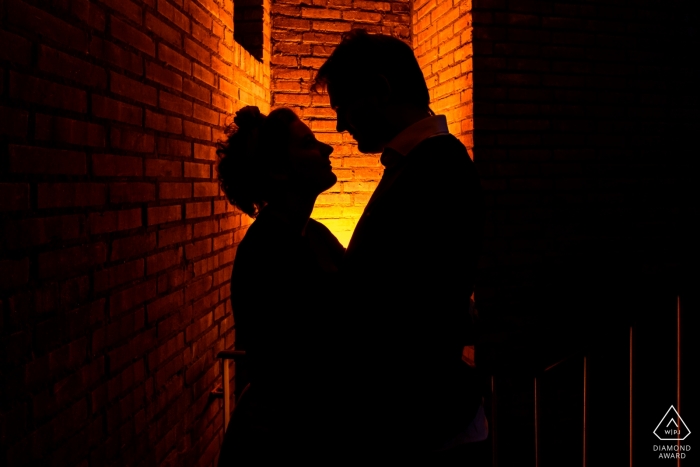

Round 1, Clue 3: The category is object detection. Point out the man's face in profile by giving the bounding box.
[328,82,389,154]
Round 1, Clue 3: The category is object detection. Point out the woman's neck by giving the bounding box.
[266,191,317,236]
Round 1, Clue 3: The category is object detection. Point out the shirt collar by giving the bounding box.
[380,115,450,167]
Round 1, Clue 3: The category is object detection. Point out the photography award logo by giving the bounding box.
[653,405,691,460]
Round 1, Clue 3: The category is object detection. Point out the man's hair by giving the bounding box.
[312,29,430,109]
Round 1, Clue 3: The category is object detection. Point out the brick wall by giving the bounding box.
[412,0,473,151]
[470,0,698,319]
[0,0,270,465]
[270,0,411,246]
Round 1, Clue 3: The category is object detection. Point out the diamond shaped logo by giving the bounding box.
[654,406,691,441]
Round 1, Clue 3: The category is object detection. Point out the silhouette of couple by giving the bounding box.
[216,30,486,466]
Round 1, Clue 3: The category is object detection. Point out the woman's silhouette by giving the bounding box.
[215,106,345,465]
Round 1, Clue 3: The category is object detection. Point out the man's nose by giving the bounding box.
[335,111,348,133]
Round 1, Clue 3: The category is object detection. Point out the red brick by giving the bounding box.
[183,120,211,141]
[158,137,192,157]
[0,258,30,289]
[184,38,211,66]
[193,255,217,276]
[89,37,143,75]
[183,79,210,103]
[7,0,88,52]
[35,114,106,147]
[148,333,184,369]
[218,77,237,98]
[109,279,156,318]
[185,310,214,343]
[0,106,29,138]
[111,128,155,153]
[186,201,211,219]
[94,259,144,293]
[158,224,192,248]
[110,233,157,261]
[184,275,212,302]
[9,146,86,175]
[193,63,216,87]
[219,214,240,231]
[38,243,107,279]
[184,162,211,178]
[109,182,156,203]
[111,72,158,106]
[184,238,212,261]
[72,0,107,30]
[10,72,87,113]
[300,7,340,19]
[192,104,218,126]
[157,0,190,31]
[191,22,218,52]
[274,93,311,106]
[145,158,183,177]
[146,61,183,92]
[154,352,183,388]
[213,199,230,214]
[147,205,181,226]
[101,0,142,24]
[92,154,143,177]
[88,208,142,234]
[38,45,107,88]
[213,232,232,251]
[160,92,194,117]
[147,290,184,322]
[159,44,192,75]
[146,110,183,134]
[145,12,181,45]
[159,182,192,199]
[187,1,214,28]
[211,92,232,113]
[146,248,183,275]
[193,182,218,197]
[3,214,82,248]
[111,16,155,56]
[92,95,143,125]
[193,219,217,238]
[38,183,106,208]
[0,29,32,65]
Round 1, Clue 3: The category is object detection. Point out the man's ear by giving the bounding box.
[375,74,392,104]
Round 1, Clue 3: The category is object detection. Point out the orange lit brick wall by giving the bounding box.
[412,0,473,151]
[269,0,411,246]
[0,0,269,465]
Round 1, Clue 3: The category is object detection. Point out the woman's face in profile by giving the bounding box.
[285,119,337,194]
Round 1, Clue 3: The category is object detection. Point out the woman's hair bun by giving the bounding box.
[233,106,265,132]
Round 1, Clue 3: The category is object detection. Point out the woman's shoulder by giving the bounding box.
[306,219,343,247]
[305,219,345,267]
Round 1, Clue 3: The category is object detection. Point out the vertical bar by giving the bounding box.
[222,357,230,431]
[583,356,587,467]
[677,296,681,467]
[491,375,498,467]
[629,326,633,467]
[534,377,539,467]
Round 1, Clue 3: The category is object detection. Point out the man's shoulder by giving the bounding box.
[402,133,476,181]
[410,133,468,155]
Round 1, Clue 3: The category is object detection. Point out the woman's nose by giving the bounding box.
[321,142,333,158]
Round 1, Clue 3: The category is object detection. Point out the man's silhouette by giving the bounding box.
[313,30,487,463]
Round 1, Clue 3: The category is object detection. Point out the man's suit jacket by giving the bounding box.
[342,130,485,453]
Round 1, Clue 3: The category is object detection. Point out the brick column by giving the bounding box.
[413,0,474,151]
[270,0,411,246]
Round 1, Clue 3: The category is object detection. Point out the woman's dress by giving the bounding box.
[218,208,345,465]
